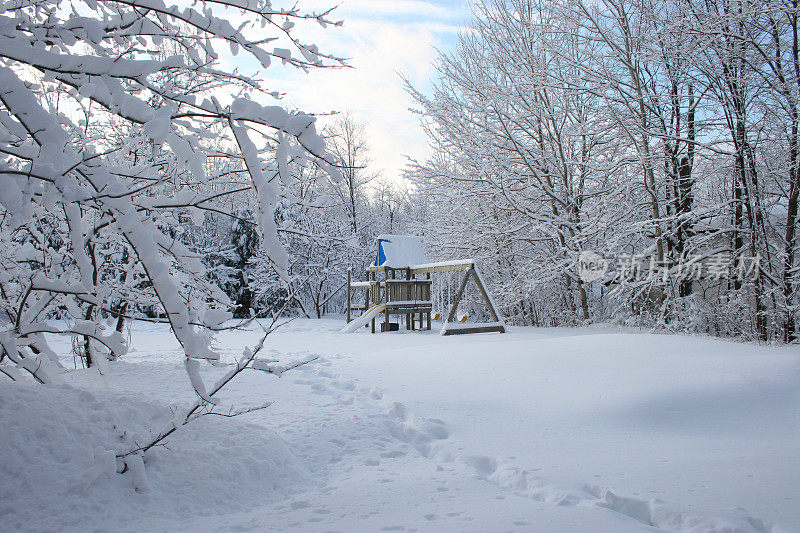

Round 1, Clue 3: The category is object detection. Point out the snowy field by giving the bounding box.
[1,318,798,532]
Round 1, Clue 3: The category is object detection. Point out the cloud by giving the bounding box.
[272,14,462,183]
[215,1,469,183]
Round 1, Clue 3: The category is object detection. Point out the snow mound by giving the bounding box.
[0,381,307,531]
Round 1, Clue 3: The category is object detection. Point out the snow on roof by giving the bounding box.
[374,235,429,268]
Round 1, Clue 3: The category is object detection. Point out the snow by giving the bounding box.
[375,235,429,268]
[410,259,476,270]
[0,381,304,530]
[1,318,798,532]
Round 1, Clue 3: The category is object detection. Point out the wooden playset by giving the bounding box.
[343,236,505,335]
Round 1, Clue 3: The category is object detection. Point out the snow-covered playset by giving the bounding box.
[343,235,506,335]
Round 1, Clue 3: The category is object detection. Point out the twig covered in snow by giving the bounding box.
[117,323,317,459]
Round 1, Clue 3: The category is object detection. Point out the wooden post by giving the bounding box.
[471,269,501,322]
[370,270,376,334]
[385,268,391,333]
[446,269,471,323]
[346,268,352,323]
[427,272,432,330]
[364,271,370,323]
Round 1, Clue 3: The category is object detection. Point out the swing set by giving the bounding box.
[343,236,505,335]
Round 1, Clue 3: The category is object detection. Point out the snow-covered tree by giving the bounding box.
[408,0,800,342]
[407,0,624,325]
[0,0,346,462]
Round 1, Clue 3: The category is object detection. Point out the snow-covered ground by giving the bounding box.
[1,318,798,532]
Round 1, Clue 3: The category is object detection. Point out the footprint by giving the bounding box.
[380,450,407,458]
[422,419,449,439]
[597,490,652,526]
[388,402,409,419]
[465,456,497,477]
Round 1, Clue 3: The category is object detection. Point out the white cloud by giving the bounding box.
[272,17,457,183]
[213,1,468,183]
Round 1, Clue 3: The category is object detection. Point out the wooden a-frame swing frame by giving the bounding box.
[434,264,505,336]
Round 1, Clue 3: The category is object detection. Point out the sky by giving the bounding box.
[268,0,472,185]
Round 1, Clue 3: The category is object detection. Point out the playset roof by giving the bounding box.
[374,235,429,269]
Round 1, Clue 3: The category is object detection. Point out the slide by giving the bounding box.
[341,304,386,333]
